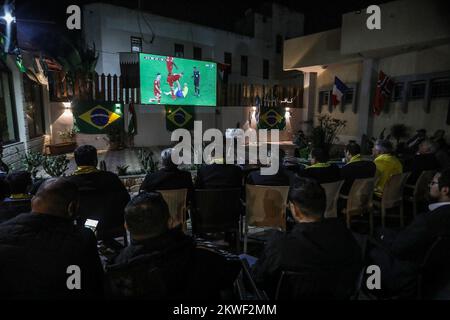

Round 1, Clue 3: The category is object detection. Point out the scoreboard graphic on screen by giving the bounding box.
[140,53,217,107]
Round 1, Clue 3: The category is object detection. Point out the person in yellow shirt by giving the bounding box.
[373,140,403,197]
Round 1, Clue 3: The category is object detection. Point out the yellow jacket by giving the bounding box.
[374,154,403,197]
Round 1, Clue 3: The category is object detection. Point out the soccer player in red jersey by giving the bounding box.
[166,56,178,74]
[166,73,183,100]
[149,73,162,104]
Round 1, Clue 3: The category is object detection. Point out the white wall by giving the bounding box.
[83,3,303,84]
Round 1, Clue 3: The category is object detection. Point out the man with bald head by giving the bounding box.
[0,178,104,298]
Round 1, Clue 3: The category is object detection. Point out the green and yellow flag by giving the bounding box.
[257,107,286,130]
[166,106,195,131]
[73,101,124,134]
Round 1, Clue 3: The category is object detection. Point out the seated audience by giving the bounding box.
[369,169,450,298]
[106,192,241,299]
[140,148,194,204]
[252,178,362,299]
[298,148,341,184]
[195,151,243,189]
[340,142,376,195]
[373,139,403,197]
[0,171,32,223]
[66,145,130,238]
[246,149,293,186]
[0,178,104,298]
[406,139,440,184]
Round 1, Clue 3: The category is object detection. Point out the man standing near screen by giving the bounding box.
[149,73,162,104]
[192,66,200,97]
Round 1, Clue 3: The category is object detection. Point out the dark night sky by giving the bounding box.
[15,0,394,35]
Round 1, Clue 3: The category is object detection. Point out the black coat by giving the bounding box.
[406,153,440,185]
[106,228,241,299]
[340,160,376,195]
[66,171,130,238]
[0,213,104,298]
[195,164,243,190]
[253,219,362,299]
[369,204,450,298]
[140,167,194,203]
[298,164,341,184]
[0,198,31,224]
[246,167,293,186]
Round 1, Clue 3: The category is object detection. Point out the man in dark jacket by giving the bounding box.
[0,171,32,223]
[253,178,362,299]
[66,145,130,240]
[195,160,243,190]
[106,192,240,299]
[0,178,104,298]
[140,148,194,204]
[369,169,450,298]
[298,148,341,184]
[406,139,440,185]
[246,149,293,186]
[340,142,376,195]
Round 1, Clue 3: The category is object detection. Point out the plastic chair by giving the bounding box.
[157,189,188,232]
[373,172,411,228]
[405,170,436,217]
[244,184,289,253]
[340,177,376,234]
[321,180,344,218]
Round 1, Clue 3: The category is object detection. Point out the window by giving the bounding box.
[193,46,202,60]
[174,44,184,57]
[431,78,450,98]
[343,88,354,104]
[276,35,283,54]
[0,66,18,144]
[241,55,248,77]
[319,90,330,106]
[224,52,232,71]
[409,81,426,100]
[392,83,404,101]
[23,75,45,139]
[263,59,269,80]
[131,36,142,53]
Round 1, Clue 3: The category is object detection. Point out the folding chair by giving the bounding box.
[321,180,344,218]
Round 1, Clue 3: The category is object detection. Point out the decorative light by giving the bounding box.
[2,11,15,25]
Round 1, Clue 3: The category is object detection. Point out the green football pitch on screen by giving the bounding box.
[140,53,217,106]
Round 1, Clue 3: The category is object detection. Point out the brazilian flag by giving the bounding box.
[257,107,286,130]
[166,106,195,131]
[73,100,124,134]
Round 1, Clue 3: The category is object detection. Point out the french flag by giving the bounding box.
[332,76,349,107]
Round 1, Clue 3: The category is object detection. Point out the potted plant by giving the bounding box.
[310,115,347,156]
[42,154,70,177]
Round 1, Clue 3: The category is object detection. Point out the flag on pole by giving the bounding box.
[373,71,394,116]
[128,102,137,135]
[331,76,349,107]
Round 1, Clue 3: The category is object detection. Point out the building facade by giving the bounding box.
[284,0,450,145]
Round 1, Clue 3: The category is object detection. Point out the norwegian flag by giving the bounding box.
[373,71,394,116]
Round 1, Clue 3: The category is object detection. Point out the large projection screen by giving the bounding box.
[140,53,217,106]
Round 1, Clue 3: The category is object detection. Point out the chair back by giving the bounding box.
[321,180,344,218]
[275,267,359,300]
[245,185,289,230]
[192,188,241,234]
[346,177,376,217]
[413,170,436,202]
[157,189,188,230]
[382,172,411,208]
